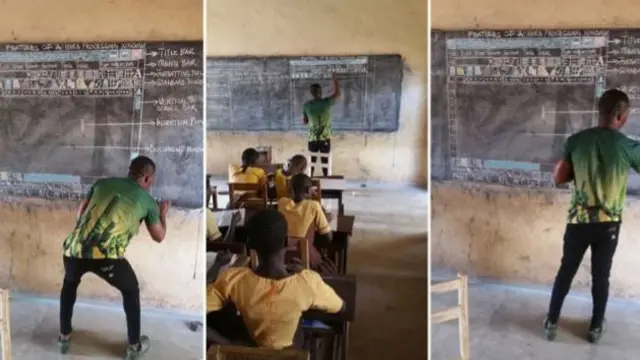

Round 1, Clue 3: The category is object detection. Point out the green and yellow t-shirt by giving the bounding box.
[564,127,640,223]
[63,177,160,259]
[207,267,344,349]
[303,98,335,141]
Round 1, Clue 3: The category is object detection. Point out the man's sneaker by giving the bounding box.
[57,335,71,354]
[587,320,606,344]
[124,335,151,359]
[543,318,558,341]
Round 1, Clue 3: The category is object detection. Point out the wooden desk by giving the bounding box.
[328,216,354,274]
[303,275,356,360]
[304,275,356,322]
[313,177,346,215]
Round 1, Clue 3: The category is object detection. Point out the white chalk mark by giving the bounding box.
[541,105,640,119]
[63,145,135,150]
[84,121,155,127]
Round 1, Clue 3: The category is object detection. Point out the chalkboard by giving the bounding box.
[206,55,403,132]
[432,29,640,195]
[0,42,203,208]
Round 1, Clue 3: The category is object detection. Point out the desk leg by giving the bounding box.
[338,194,344,215]
[341,322,349,360]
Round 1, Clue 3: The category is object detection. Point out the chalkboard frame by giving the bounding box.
[0,40,204,208]
[206,54,404,133]
[431,28,640,196]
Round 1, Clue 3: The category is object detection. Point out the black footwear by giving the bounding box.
[57,335,71,354]
[124,335,151,359]
[587,320,606,344]
[543,318,558,341]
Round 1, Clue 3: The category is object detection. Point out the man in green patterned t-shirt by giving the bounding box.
[544,89,640,344]
[302,73,341,177]
[58,156,170,359]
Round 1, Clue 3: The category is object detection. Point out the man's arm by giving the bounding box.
[76,199,90,220]
[328,73,341,101]
[146,200,170,243]
[553,136,574,185]
[553,160,574,185]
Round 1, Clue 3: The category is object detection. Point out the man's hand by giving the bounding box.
[159,200,171,217]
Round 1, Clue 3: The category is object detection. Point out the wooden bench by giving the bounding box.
[0,289,10,360]
[208,344,308,360]
[431,273,470,360]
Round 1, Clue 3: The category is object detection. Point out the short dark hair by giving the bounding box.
[241,148,260,172]
[289,173,312,200]
[310,83,321,96]
[246,209,287,256]
[128,156,156,179]
[288,154,308,173]
[598,89,630,125]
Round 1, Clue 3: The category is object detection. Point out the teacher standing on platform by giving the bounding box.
[302,73,341,177]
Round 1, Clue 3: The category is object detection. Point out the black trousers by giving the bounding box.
[60,257,141,345]
[308,140,331,177]
[547,222,620,327]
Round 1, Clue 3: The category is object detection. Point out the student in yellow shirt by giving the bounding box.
[274,154,308,199]
[277,174,337,273]
[277,174,332,241]
[228,148,267,184]
[206,209,344,350]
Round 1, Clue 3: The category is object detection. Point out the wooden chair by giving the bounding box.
[310,179,322,202]
[228,182,268,210]
[206,175,218,210]
[431,273,470,360]
[208,344,308,360]
[0,289,10,360]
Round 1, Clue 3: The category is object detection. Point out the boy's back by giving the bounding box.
[207,267,343,349]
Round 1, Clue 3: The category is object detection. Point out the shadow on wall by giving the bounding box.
[431,181,640,300]
[0,199,203,311]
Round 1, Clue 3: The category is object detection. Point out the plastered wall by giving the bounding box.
[432,0,640,298]
[207,0,428,184]
[0,0,203,311]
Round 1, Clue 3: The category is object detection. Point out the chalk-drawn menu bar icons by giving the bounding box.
[446,34,607,84]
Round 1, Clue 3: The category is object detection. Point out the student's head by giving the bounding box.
[241,148,260,172]
[598,89,630,129]
[128,156,156,189]
[289,173,313,202]
[287,154,308,175]
[309,83,322,99]
[247,209,288,260]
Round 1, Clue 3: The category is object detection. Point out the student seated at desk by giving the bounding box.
[207,209,344,350]
[229,148,267,184]
[277,174,336,272]
[228,148,268,208]
[274,154,308,199]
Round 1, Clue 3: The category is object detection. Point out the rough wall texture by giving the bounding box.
[431,0,640,299]
[0,0,203,311]
[207,0,428,184]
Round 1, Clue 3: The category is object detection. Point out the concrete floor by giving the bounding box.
[210,179,429,359]
[9,295,202,359]
[431,274,640,360]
